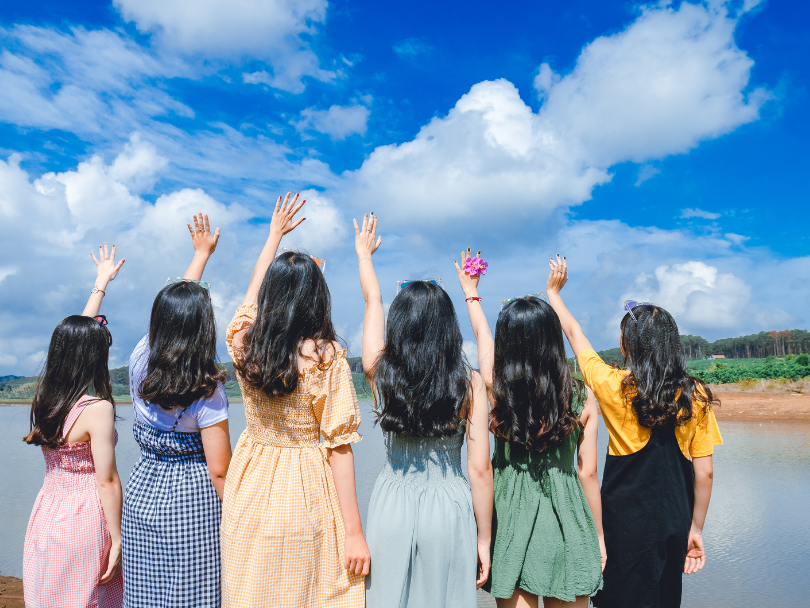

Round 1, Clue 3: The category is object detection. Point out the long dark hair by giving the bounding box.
[373,281,471,437]
[25,315,114,448]
[138,281,226,410]
[620,305,717,428]
[235,251,337,397]
[490,297,583,450]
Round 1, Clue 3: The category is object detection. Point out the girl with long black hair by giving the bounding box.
[221,193,368,608]
[122,213,231,608]
[24,243,125,608]
[456,252,605,608]
[357,215,493,608]
[546,255,722,608]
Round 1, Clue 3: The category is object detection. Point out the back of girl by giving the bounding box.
[355,216,493,608]
[221,193,368,608]
[24,243,125,608]
[456,251,604,608]
[546,255,722,608]
[122,214,231,608]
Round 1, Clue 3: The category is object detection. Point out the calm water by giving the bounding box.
[1,404,809,607]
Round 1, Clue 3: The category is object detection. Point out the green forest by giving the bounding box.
[1,330,808,401]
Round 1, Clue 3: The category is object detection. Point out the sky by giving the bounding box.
[0,0,808,375]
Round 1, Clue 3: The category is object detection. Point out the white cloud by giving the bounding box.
[681,208,721,220]
[115,0,334,92]
[393,38,432,58]
[0,139,346,374]
[623,261,751,330]
[342,2,768,225]
[0,26,190,134]
[293,104,370,139]
[635,164,661,186]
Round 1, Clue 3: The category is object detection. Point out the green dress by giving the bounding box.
[486,396,603,601]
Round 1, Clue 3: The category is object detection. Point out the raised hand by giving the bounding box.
[454,248,483,298]
[353,213,382,260]
[187,213,220,256]
[90,243,125,287]
[546,254,568,295]
[270,192,306,238]
[684,526,706,574]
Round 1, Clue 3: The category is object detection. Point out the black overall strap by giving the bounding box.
[593,426,695,608]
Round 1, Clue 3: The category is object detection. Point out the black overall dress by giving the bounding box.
[592,424,695,608]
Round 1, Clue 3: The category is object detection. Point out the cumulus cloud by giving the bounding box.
[681,208,721,220]
[293,104,370,139]
[342,2,768,225]
[0,139,346,373]
[635,164,661,186]
[115,0,335,92]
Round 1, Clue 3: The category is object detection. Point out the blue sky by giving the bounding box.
[0,0,808,374]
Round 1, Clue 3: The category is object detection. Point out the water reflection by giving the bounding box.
[1,405,808,607]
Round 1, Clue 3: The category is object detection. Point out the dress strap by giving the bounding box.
[62,395,95,439]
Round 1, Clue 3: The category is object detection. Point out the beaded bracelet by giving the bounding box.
[465,296,482,303]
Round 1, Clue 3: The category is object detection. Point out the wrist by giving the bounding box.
[690,522,704,533]
[463,289,479,298]
[344,524,364,537]
[93,280,109,292]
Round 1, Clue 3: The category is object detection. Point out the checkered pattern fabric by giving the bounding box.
[23,396,123,608]
[221,304,364,608]
[122,419,222,608]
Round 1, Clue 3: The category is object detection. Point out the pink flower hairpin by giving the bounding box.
[463,250,488,277]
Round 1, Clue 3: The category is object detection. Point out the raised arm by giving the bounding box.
[243,192,306,305]
[183,213,220,280]
[545,255,594,356]
[354,214,384,386]
[455,249,494,390]
[466,371,494,589]
[576,387,606,571]
[81,243,125,318]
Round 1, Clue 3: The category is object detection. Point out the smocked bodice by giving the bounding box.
[381,430,467,486]
[41,428,118,491]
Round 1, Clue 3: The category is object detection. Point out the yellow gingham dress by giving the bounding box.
[222,304,365,608]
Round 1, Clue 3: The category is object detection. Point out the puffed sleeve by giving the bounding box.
[311,353,362,449]
[689,391,724,458]
[226,303,257,363]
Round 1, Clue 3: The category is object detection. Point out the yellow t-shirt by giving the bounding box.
[577,348,723,459]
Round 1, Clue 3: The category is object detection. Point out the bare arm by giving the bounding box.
[243,192,306,305]
[81,243,125,318]
[455,249,494,390]
[466,371,494,589]
[200,420,232,501]
[354,214,385,389]
[183,213,220,281]
[328,444,370,576]
[685,455,714,574]
[545,255,594,357]
[83,401,123,586]
[576,388,606,571]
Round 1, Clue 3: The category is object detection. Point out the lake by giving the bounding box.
[1,403,809,607]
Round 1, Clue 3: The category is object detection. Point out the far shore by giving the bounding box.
[3,387,810,421]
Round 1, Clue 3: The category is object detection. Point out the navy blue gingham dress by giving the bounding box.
[122,419,221,607]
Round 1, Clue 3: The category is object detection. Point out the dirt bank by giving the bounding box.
[0,576,23,608]
[711,389,810,421]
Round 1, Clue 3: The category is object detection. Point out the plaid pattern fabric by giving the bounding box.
[23,396,123,608]
[122,420,222,608]
[221,304,364,608]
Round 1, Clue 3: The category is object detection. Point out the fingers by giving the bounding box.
[361,557,370,576]
[375,236,382,250]
[213,227,220,246]
[361,213,368,233]
[91,252,100,267]
[99,244,105,261]
[275,196,282,214]
[114,259,125,273]
[203,213,211,233]
[103,242,109,259]
[110,244,116,265]
[291,218,306,230]
[291,195,305,216]
[281,191,291,212]
[353,218,360,235]
[193,214,201,232]
[187,223,194,237]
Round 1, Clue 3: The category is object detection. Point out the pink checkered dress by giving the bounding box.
[23,396,123,608]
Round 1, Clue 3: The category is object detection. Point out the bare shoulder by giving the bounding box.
[83,398,114,416]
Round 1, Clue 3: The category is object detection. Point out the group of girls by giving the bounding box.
[22,193,722,608]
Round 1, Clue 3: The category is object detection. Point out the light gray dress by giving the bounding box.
[365,429,478,608]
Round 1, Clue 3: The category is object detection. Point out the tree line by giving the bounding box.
[682,329,810,359]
